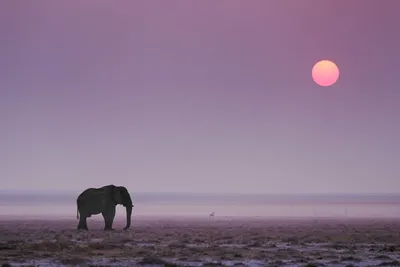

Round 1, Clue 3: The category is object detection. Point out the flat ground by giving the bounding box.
[0,217,400,266]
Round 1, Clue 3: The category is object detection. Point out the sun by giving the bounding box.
[312,60,339,87]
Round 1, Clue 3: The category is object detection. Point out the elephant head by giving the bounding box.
[110,185,134,230]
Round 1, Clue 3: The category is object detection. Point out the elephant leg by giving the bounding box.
[77,216,89,230]
[102,206,116,231]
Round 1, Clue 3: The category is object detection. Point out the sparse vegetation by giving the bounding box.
[378,260,400,266]
[375,254,392,260]
[59,257,87,265]
[0,218,399,266]
[340,255,362,262]
[137,256,166,265]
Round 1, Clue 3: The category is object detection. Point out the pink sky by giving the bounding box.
[1,1,400,194]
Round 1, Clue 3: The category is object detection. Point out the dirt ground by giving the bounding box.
[0,216,400,266]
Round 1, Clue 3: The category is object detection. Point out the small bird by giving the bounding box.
[209,212,215,220]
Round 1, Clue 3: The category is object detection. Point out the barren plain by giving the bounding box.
[0,217,400,267]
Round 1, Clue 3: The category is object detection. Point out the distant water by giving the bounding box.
[0,192,399,218]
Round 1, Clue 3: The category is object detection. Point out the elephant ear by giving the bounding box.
[112,186,123,205]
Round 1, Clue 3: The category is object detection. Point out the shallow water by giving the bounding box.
[1,192,400,219]
[1,202,400,220]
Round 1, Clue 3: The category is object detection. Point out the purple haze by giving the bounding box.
[1,1,399,194]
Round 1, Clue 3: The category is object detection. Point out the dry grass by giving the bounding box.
[0,217,399,266]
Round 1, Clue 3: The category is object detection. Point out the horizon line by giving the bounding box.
[0,190,400,196]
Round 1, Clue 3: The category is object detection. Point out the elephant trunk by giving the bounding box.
[123,204,132,230]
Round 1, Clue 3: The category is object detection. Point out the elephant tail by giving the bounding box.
[76,200,80,219]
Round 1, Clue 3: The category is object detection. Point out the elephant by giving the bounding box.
[76,184,134,231]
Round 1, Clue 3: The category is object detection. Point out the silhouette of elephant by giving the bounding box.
[76,184,134,231]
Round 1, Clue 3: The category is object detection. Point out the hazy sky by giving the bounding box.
[1,1,399,194]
